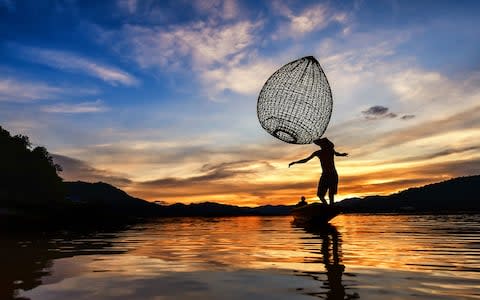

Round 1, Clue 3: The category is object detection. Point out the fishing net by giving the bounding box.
[257,56,333,144]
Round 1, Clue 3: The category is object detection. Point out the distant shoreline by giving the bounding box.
[2,175,479,232]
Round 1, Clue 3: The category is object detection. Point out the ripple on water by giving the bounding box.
[2,214,479,300]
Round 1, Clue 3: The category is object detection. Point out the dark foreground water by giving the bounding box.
[2,214,480,299]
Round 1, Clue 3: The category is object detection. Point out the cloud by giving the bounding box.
[387,69,444,103]
[119,20,259,69]
[103,18,264,98]
[52,154,132,187]
[95,2,350,98]
[339,158,480,197]
[141,160,260,187]
[369,104,480,151]
[312,28,478,126]
[125,157,308,203]
[332,103,480,162]
[382,145,480,165]
[41,100,108,113]
[0,78,65,102]
[129,177,311,204]
[57,135,293,182]
[272,2,348,37]
[201,59,277,95]
[362,105,388,115]
[308,29,414,125]
[16,46,139,86]
[127,155,480,203]
[384,68,480,112]
[362,105,398,120]
[400,114,415,120]
[53,136,480,205]
[309,27,480,174]
[288,5,329,35]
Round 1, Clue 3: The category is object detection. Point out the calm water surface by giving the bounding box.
[2,214,480,299]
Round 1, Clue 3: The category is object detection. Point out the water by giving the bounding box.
[2,214,480,299]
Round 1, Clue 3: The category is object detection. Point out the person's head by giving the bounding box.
[314,137,334,149]
[301,196,306,201]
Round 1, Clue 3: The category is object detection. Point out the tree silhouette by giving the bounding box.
[0,126,65,209]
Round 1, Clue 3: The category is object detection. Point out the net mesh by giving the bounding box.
[257,56,333,144]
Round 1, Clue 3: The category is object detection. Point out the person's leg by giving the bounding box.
[328,189,335,205]
[317,177,328,205]
[329,174,338,206]
[318,191,328,205]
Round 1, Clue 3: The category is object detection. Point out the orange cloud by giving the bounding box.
[53,101,480,207]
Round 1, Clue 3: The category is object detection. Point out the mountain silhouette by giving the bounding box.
[65,181,292,217]
[65,181,158,216]
[338,175,480,213]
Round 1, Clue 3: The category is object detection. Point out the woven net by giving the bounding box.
[257,56,333,144]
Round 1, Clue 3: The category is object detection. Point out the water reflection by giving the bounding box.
[294,223,359,299]
[0,227,129,300]
[2,215,480,300]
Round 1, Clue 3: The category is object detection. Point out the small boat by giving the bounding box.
[292,203,340,225]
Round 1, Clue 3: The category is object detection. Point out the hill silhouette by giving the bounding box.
[160,201,291,217]
[337,175,480,213]
[65,181,159,216]
[64,175,480,217]
[65,181,292,217]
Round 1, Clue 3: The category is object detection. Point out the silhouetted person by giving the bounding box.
[296,196,308,207]
[289,138,348,205]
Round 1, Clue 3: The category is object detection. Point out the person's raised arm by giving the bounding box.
[289,152,317,168]
[334,150,348,157]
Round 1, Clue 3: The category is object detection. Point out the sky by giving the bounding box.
[1,0,479,206]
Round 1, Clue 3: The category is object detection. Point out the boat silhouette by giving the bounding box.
[292,203,341,225]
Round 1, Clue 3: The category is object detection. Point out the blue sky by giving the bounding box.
[1,0,479,205]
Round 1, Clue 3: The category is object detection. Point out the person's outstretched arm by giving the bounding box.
[289,152,317,168]
[334,150,348,157]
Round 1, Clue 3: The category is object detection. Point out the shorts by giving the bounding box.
[317,172,338,196]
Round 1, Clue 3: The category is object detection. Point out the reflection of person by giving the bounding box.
[288,138,348,205]
[296,223,352,300]
[321,226,346,300]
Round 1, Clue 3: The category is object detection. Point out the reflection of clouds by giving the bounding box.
[21,268,317,300]
[15,215,480,299]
